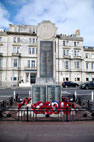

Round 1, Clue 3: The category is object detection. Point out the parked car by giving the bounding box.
[80,81,94,89]
[62,81,79,88]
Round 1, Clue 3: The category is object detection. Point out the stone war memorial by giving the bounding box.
[31,21,61,103]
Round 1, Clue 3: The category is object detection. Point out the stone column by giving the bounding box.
[37,21,57,82]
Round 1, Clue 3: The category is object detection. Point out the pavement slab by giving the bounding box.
[0,121,94,142]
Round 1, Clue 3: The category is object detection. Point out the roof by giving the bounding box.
[83,46,94,51]
[56,34,83,41]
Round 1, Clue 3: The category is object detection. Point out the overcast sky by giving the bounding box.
[0,0,94,46]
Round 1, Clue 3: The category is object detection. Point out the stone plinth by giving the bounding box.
[32,84,61,104]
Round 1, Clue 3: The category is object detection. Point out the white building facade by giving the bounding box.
[0,21,94,87]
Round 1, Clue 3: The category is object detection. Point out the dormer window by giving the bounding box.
[13,37,16,43]
[63,41,65,46]
[29,28,32,33]
[18,27,20,32]
[74,42,76,46]
[17,37,20,42]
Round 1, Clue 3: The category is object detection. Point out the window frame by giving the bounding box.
[74,42,76,46]
[63,41,65,46]
[32,48,35,54]
[31,60,35,68]
[13,37,16,43]
[14,59,17,67]
[65,60,69,69]
[86,62,89,70]
[28,47,31,54]
[27,60,30,68]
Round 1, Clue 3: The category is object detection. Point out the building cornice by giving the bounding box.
[7,31,37,36]
[56,34,83,41]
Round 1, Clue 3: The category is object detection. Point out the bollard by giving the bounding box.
[88,100,91,110]
[27,107,29,122]
[66,107,68,122]
[29,90,31,98]
[10,97,13,105]
[91,91,94,102]
[13,90,16,101]
[73,94,75,102]
[16,94,18,101]
[74,91,77,101]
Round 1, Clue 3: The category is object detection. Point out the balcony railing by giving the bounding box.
[74,56,82,59]
[24,66,37,70]
[12,53,21,57]
[63,55,70,59]
[85,70,94,73]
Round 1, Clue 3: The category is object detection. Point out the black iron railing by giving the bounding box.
[0,97,14,110]
[0,107,94,122]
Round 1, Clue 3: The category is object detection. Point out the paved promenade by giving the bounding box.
[0,121,94,142]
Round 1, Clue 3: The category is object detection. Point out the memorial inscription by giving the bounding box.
[40,41,53,78]
[40,86,46,102]
[32,85,46,103]
[55,86,61,102]
[47,85,61,102]
[32,87,40,103]
[47,86,55,102]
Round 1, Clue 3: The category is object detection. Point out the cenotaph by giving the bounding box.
[32,21,61,103]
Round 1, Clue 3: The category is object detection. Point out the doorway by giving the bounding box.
[30,73,36,84]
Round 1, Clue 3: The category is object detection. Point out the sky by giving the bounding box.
[0,0,94,46]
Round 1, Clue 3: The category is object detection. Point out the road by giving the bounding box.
[0,87,94,101]
[0,87,30,98]
[62,88,94,101]
[1,121,94,142]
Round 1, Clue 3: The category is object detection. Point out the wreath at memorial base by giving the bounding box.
[51,102,60,114]
[31,100,74,115]
[31,101,44,114]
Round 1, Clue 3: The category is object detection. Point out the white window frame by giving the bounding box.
[17,37,20,43]
[63,49,69,56]
[65,61,69,69]
[32,48,35,54]
[13,46,20,54]
[63,41,65,46]
[13,73,17,81]
[77,61,80,69]
[14,59,17,67]
[33,38,35,43]
[13,37,16,43]
[86,53,89,58]
[31,60,35,68]
[29,28,32,33]
[26,73,29,82]
[27,60,30,68]
[86,62,89,70]
[18,27,21,32]
[28,48,31,54]
[74,42,76,46]
[29,38,32,43]
[13,47,16,53]
[91,63,94,70]
[74,61,80,69]
[74,50,80,56]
